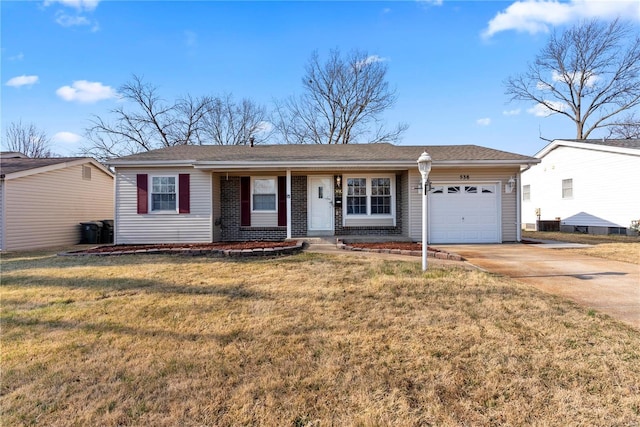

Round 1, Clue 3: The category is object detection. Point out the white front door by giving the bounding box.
[308,176,334,233]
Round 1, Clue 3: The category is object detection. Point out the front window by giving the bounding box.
[346,176,394,216]
[562,179,573,199]
[151,176,176,211]
[347,178,367,214]
[253,178,276,211]
[371,178,391,214]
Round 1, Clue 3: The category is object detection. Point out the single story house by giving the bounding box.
[521,139,640,235]
[108,143,539,245]
[0,153,114,251]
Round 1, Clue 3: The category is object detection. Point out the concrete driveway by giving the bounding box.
[433,243,640,330]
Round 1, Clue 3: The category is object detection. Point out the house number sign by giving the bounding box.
[459,175,470,180]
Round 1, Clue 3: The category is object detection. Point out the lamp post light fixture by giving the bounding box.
[417,151,432,271]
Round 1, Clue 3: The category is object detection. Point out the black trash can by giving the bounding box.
[80,221,102,244]
[100,220,114,244]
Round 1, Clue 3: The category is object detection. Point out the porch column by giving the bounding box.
[286,169,292,239]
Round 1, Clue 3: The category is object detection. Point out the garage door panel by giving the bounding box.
[428,182,500,244]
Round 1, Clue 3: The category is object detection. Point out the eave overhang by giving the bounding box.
[109,158,540,171]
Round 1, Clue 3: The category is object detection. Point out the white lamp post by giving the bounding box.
[417,151,432,271]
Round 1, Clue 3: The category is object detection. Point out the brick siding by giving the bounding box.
[220,173,405,240]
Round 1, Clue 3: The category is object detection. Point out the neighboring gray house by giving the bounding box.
[521,139,640,235]
[0,153,114,251]
[108,143,539,245]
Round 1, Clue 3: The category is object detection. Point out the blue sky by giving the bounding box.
[2,0,639,157]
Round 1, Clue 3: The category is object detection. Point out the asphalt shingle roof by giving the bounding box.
[0,157,88,177]
[110,143,537,163]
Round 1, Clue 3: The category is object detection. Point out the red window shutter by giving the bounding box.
[179,174,190,214]
[240,176,251,226]
[278,176,287,227]
[137,174,148,214]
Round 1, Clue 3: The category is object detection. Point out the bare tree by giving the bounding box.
[607,112,640,139]
[2,120,55,158]
[273,49,408,144]
[82,75,270,161]
[200,93,270,145]
[505,19,640,139]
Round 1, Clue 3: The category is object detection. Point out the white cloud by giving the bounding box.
[6,75,39,88]
[417,0,444,6]
[503,108,521,116]
[483,0,640,38]
[527,101,567,117]
[476,118,492,126]
[8,53,24,61]
[56,80,118,103]
[55,12,91,27]
[52,131,83,144]
[552,70,599,87]
[44,0,100,12]
[356,55,388,69]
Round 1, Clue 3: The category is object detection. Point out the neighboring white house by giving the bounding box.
[521,139,640,235]
[0,153,114,251]
[108,143,539,245]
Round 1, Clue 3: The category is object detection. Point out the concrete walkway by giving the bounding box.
[433,243,640,330]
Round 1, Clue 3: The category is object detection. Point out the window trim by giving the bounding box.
[523,184,531,201]
[251,176,278,213]
[149,174,179,214]
[343,174,395,219]
[562,178,573,199]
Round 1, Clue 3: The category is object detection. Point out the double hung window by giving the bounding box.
[346,176,393,216]
[151,176,177,211]
[562,179,573,199]
[253,178,276,211]
[346,178,367,214]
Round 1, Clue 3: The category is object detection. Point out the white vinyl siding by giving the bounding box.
[2,163,113,251]
[521,145,639,229]
[115,168,212,244]
[408,168,519,243]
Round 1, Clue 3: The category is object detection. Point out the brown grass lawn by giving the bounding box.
[523,231,640,265]
[1,250,639,426]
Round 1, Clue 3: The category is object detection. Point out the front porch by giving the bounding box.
[214,172,409,242]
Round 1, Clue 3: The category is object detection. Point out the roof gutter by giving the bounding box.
[109,158,540,170]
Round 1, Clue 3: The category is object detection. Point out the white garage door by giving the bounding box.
[428,183,500,244]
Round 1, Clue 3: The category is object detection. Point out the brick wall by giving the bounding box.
[292,176,307,237]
